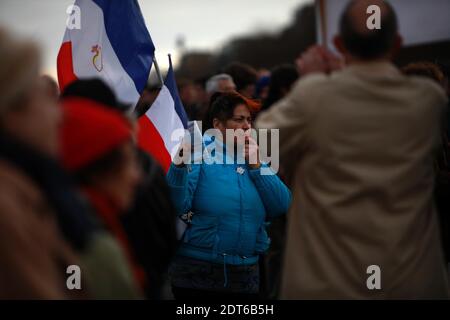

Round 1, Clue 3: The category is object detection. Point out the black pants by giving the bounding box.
[172,286,259,301]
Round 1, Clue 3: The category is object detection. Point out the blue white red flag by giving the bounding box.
[57,0,154,108]
[137,56,189,172]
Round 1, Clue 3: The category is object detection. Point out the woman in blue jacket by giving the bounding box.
[167,92,291,300]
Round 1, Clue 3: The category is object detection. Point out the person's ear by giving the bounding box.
[212,118,223,130]
[333,36,346,55]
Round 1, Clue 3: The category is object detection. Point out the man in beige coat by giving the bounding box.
[257,0,449,299]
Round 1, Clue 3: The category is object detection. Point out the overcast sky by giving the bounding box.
[0,0,311,78]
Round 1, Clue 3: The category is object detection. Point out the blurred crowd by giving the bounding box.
[1,0,450,300]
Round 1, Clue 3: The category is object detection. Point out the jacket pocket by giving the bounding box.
[183,215,219,249]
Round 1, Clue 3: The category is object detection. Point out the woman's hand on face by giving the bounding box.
[245,135,261,169]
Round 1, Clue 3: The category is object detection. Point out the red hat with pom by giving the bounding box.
[60,97,132,172]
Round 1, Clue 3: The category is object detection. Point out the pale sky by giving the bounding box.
[0,0,311,79]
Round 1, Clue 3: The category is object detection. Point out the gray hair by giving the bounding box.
[205,73,235,94]
[0,28,40,116]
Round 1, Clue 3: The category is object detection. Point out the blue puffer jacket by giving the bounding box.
[166,138,291,266]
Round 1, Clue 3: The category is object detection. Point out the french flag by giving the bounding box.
[137,56,189,173]
[57,0,154,108]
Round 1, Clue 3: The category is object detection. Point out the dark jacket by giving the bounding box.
[0,135,82,299]
[121,149,178,299]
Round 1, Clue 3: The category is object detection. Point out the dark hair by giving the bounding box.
[134,86,161,118]
[61,78,130,113]
[339,0,398,59]
[436,61,450,79]
[73,147,125,186]
[222,62,257,92]
[203,91,248,133]
[263,64,299,110]
[41,75,60,99]
[402,61,445,85]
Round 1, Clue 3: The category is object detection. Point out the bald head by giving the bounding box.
[338,0,399,60]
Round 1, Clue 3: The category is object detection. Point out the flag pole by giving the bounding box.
[168,53,173,69]
[153,56,164,88]
[316,0,328,48]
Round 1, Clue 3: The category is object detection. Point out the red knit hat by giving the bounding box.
[60,97,132,172]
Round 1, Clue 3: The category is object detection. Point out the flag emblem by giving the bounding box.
[57,0,155,108]
[91,45,103,72]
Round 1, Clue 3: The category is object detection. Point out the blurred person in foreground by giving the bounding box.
[0,28,82,299]
[60,95,143,299]
[257,0,449,299]
[166,91,291,300]
[62,78,178,299]
[41,75,60,101]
